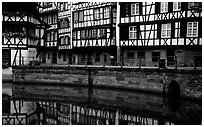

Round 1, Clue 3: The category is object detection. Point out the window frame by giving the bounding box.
[187,22,198,37]
[104,7,110,18]
[127,51,135,59]
[94,8,100,20]
[152,52,160,62]
[131,3,140,15]
[129,26,137,39]
[161,23,171,38]
[173,2,181,11]
[161,2,168,13]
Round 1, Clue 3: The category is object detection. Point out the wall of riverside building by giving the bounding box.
[12,66,202,100]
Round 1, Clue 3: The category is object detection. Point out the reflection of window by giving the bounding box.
[53,15,57,24]
[161,23,171,38]
[48,16,52,24]
[173,2,181,11]
[127,51,135,59]
[104,7,110,18]
[187,22,198,37]
[54,32,57,40]
[129,26,137,39]
[92,29,98,38]
[131,3,140,15]
[94,9,100,19]
[99,29,106,38]
[152,52,160,62]
[161,2,168,13]
[47,33,50,41]
[81,30,86,39]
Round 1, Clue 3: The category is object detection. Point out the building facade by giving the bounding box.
[30,2,202,67]
[118,2,202,67]
[2,2,46,66]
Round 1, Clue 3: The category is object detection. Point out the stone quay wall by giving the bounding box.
[12,66,202,100]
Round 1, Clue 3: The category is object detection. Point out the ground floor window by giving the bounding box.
[2,49,11,66]
[152,52,160,62]
[137,51,145,59]
[127,51,135,59]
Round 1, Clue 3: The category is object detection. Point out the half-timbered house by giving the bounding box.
[2,2,47,66]
[57,2,73,64]
[118,2,202,67]
[72,2,117,65]
[38,2,59,64]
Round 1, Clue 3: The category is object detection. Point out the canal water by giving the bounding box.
[2,83,202,125]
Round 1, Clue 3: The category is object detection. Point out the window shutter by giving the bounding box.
[181,2,188,11]
[155,2,160,14]
[139,2,143,15]
[120,26,129,40]
[127,3,131,16]
[157,24,161,39]
[180,21,187,38]
[137,25,140,39]
[198,21,202,38]
[171,22,175,38]
[168,2,173,12]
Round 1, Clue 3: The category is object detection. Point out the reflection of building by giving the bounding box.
[2,2,46,66]
[118,2,202,67]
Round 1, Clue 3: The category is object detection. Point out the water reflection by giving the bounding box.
[2,83,202,125]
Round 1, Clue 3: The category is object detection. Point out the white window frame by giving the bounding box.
[187,22,198,37]
[129,26,137,39]
[94,9,100,20]
[104,7,110,18]
[161,23,171,38]
[131,3,140,15]
[173,2,181,11]
[161,2,168,13]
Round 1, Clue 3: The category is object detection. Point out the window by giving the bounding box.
[54,32,57,41]
[187,22,198,37]
[95,52,100,62]
[104,7,110,18]
[94,9,100,19]
[173,2,181,11]
[161,23,171,38]
[86,30,92,39]
[48,53,50,59]
[131,3,140,15]
[51,32,54,41]
[58,53,61,59]
[138,51,145,58]
[152,52,160,62]
[63,54,66,61]
[73,31,77,39]
[161,2,168,13]
[127,52,135,59]
[103,55,107,62]
[74,12,78,22]
[129,26,137,39]
[79,11,83,22]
